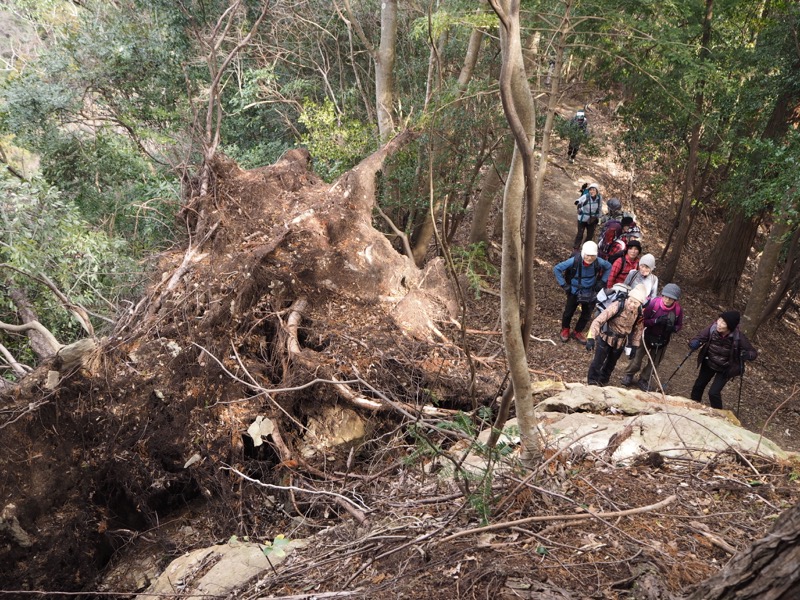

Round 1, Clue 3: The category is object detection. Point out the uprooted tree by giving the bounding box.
[3,133,800,599]
[0,134,479,590]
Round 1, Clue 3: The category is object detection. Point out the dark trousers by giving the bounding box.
[625,341,668,384]
[561,292,595,333]
[588,337,624,384]
[690,361,729,409]
[568,142,580,160]
[574,220,597,248]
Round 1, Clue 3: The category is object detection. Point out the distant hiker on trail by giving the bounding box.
[688,311,757,410]
[607,240,641,287]
[553,240,611,343]
[567,110,588,163]
[574,182,602,249]
[622,283,684,390]
[585,284,648,386]
[626,253,658,300]
[598,197,624,227]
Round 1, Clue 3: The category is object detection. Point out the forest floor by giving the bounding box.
[2,98,800,600]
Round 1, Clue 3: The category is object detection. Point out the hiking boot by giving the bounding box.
[560,328,570,342]
[571,330,587,343]
[638,379,651,392]
[621,374,634,387]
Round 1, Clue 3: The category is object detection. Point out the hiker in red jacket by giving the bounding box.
[606,240,641,287]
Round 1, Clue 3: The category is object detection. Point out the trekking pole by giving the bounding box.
[664,349,695,388]
[736,352,745,417]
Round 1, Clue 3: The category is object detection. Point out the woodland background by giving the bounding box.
[2,0,799,362]
[1,1,800,599]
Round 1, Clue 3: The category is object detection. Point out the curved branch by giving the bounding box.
[0,320,62,355]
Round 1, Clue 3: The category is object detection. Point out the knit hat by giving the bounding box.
[720,310,741,330]
[621,216,634,227]
[662,283,681,300]
[639,254,656,269]
[581,240,598,259]
[607,198,622,212]
[628,284,648,305]
[587,182,600,192]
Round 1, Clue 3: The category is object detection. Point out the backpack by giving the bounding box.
[593,270,639,318]
[598,221,622,259]
[598,296,643,343]
[607,240,630,265]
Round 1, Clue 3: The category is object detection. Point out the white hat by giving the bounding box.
[628,284,648,305]
[581,240,598,259]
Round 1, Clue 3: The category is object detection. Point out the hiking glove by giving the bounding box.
[655,315,670,325]
[628,346,637,360]
[585,339,595,352]
[689,340,702,350]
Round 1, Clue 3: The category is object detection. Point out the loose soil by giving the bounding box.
[1,99,799,600]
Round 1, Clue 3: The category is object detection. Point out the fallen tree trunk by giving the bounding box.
[685,500,800,599]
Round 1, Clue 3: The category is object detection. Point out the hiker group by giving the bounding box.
[553,178,757,411]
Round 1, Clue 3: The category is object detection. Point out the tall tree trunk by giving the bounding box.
[660,0,713,284]
[376,0,398,143]
[469,141,512,245]
[705,209,761,302]
[760,225,800,323]
[735,68,800,333]
[706,67,800,302]
[410,11,482,264]
[488,0,541,464]
[742,208,793,337]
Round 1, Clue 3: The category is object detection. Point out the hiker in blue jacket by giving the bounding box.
[554,241,612,343]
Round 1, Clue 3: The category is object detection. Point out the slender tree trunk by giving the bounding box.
[488,0,541,464]
[376,0,398,143]
[457,14,486,91]
[760,225,800,323]
[736,66,800,331]
[469,141,512,245]
[660,0,713,284]
[412,7,486,263]
[742,206,794,337]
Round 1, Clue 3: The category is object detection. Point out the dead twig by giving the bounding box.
[437,494,677,543]
[225,466,370,514]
